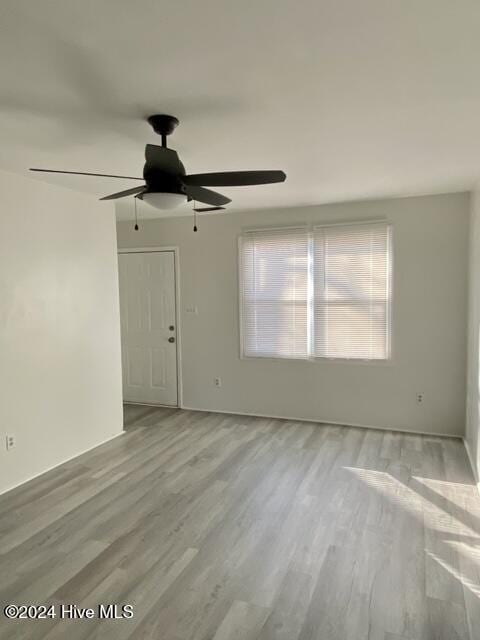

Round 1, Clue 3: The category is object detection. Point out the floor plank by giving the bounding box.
[0,405,479,640]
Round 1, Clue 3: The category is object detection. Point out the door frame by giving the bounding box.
[118,246,183,408]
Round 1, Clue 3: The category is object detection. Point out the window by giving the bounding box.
[239,222,392,360]
[239,228,309,358]
[313,222,391,359]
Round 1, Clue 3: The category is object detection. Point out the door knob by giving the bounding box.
[168,337,175,343]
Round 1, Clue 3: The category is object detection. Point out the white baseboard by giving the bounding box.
[180,404,462,439]
[0,430,125,498]
[124,401,178,408]
[463,438,480,494]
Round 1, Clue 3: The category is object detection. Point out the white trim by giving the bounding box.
[0,431,124,498]
[239,354,395,366]
[118,245,180,253]
[124,401,178,408]
[237,235,245,360]
[312,218,389,230]
[387,223,394,361]
[181,405,462,439]
[241,225,309,236]
[118,246,183,408]
[173,248,183,408]
[463,437,480,494]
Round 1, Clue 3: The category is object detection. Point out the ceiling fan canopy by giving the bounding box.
[30,114,287,211]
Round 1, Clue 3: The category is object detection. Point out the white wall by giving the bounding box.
[117,192,469,436]
[0,171,123,494]
[466,187,480,481]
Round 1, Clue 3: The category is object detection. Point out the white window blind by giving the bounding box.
[313,222,391,360]
[239,222,392,361]
[239,228,309,358]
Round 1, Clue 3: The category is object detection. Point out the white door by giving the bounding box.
[118,251,178,406]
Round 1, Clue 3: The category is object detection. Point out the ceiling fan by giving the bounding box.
[30,114,287,212]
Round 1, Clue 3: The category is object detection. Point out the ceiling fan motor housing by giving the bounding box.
[143,166,188,197]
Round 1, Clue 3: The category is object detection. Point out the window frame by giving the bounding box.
[238,220,394,365]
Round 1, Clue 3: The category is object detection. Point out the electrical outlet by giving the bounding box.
[186,306,198,315]
[6,434,16,451]
[416,393,424,404]
[214,377,222,388]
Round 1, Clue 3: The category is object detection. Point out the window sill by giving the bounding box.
[240,354,395,366]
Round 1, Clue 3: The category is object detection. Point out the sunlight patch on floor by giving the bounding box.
[427,549,480,599]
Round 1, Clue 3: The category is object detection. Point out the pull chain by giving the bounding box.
[193,201,197,232]
[134,196,139,231]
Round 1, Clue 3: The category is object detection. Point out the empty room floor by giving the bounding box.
[1,406,479,640]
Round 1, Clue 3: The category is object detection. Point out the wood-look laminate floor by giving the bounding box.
[1,405,480,640]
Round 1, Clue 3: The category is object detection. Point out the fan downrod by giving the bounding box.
[147,114,179,147]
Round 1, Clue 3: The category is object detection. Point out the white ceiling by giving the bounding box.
[1,0,480,221]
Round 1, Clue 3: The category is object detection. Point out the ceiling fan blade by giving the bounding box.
[100,185,145,201]
[183,170,286,187]
[30,168,143,180]
[184,184,231,207]
[144,144,185,175]
[193,206,225,212]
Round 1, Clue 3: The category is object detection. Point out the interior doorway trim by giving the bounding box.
[118,246,183,409]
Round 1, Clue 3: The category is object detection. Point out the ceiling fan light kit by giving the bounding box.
[141,192,187,210]
[29,114,286,224]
